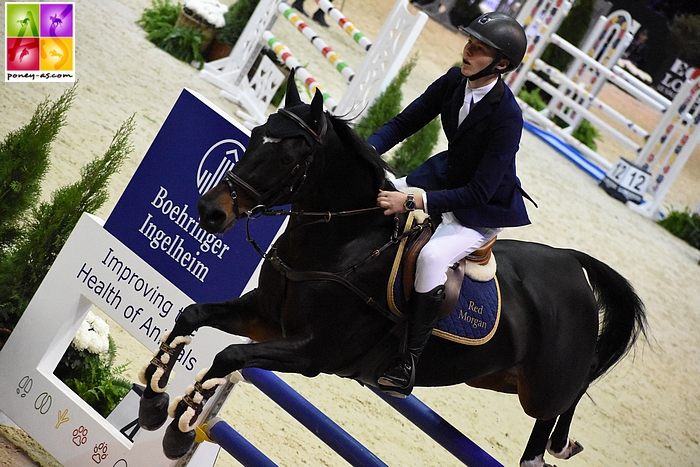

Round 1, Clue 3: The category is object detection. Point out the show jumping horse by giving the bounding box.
[138,73,647,466]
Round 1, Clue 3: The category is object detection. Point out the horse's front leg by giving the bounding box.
[138,289,278,430]
[162,334,321,459]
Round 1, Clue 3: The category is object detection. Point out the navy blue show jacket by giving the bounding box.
[367,67,532,228]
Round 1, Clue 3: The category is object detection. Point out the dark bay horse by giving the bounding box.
[138,75,648,466]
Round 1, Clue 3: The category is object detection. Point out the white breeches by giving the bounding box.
[415,212,501,293]
[390,177,502,293]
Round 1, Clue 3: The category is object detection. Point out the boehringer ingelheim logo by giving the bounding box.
[197,139,246,195]
[5,3,75,82]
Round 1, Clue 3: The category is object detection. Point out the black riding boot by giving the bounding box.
[377,285,445,397]
[291,0,308,16]
[312,8,330,27]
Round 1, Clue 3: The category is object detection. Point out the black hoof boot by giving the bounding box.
[138,391,170,430]
[377,354,415,398]
[162,421,197,460]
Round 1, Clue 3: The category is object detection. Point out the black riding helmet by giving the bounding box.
[460,12,527,79]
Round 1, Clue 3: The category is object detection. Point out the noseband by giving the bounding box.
[223,107,328,219]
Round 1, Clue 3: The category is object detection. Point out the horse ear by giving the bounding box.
[310,88,324,124]
[284,68,301,107]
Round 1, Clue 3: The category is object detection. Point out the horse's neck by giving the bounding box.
[303,140,382,212]
[282,198,394,270]
[281,135,394,265]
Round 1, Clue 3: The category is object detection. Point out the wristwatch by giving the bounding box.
[404,193,416,212]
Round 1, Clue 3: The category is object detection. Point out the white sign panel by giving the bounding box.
[0,214,243,466]
[600,157,652,204]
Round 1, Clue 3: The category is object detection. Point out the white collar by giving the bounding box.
[465,79,498,104]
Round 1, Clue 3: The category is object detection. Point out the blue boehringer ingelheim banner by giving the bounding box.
[104,89,284,304]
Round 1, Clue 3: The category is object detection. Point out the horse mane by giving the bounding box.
[328,114,394,191]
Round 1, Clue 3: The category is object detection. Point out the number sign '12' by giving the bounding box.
[599,157,652,204]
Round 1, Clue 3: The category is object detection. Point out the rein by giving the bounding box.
[243,206,386,260]
[244,211,425,324]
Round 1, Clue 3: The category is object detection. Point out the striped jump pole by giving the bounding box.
[518,100,609,180]
[508,0,572,94]
[533,59,649,140]
[526,70,639,154]
[240,368,388,467]
[261,30,339,111]
[278,2,356,83]
[314,0,372,51]
[628,77,700,218]
[612,63,671,109]
[369,386,505,467]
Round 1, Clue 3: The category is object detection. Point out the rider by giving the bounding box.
[368,12,533,397]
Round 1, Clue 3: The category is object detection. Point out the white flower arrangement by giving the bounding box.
[184,0,228,28]
[72,310,110,355]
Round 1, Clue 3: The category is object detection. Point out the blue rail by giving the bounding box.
[207,368,503,466]
[241,368,388,467]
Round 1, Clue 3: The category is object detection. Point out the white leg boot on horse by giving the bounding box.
[137,332,191,430]
[377,285,445,397]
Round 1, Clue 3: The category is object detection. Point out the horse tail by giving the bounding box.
[567,250,649,382]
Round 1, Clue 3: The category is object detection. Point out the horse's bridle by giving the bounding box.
[223,107,328,220]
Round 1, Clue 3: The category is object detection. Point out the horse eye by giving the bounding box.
[281,154,294,165]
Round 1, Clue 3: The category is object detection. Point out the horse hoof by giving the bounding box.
[138,391,170,430]
[519,454,557,467]
[547,438,584,460]
[162,421,196,459]
[377,386,410,399]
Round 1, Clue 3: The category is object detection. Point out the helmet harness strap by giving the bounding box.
[465,52,506,81]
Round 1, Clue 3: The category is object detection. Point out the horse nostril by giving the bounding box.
[202,209,226,229]
[198,199,227,231]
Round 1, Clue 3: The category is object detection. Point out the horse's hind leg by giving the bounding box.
[519,391,586,466]
[519,418,556,467]
[546,392,585,460]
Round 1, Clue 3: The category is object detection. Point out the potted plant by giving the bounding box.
[176,0,228,52]
[138,0,224,67]
[54,311,131,418]
[205,0,260,61]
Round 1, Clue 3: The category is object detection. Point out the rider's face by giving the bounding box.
[461,35,498,78]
